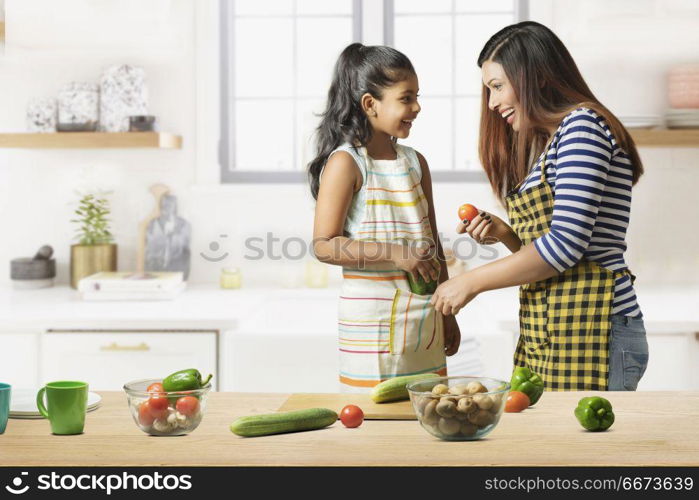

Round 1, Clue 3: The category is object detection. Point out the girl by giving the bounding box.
[431,22,648,391]
[309,43,461,392]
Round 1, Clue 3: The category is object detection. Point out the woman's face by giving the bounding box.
[482,60,521,131]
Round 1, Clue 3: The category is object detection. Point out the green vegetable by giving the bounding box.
[406,271,439,295]
[162,368,213,393]
[510,366,544,405]
[574,396,615,432]
[230,408,338,437]
[371,373,441,403]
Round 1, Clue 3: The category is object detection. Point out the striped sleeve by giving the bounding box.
[534,111,613,272]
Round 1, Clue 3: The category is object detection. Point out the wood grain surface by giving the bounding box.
[1,391,697,466]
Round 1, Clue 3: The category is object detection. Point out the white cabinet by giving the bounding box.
[0,331,40,389]
[637,333,698,390]
[41,331,218,391]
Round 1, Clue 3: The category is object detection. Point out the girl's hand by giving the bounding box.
[430,273,479,316]
[391,244,439,283]
[456,211,514,246]
[443,314,461,356]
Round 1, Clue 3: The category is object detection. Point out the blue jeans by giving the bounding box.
[608,313,649,391]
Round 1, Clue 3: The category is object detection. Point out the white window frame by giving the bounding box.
[216,0,528,184]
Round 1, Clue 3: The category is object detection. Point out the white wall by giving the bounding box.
[0,0,698,292]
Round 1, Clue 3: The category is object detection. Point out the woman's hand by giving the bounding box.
[442,314,461,356]
[457,211,513,245]
[391,243,440,283]
[430,273,480,316]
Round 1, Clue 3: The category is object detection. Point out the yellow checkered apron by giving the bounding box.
[506,160,629,391]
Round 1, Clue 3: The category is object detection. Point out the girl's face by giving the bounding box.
[368,73,421,139]
[482,60,521,131]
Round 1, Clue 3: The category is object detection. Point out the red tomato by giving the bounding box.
[147,382,165,395]
[505,391,531,413]
[175,396,200,416]
[148,396,170,419]
[138,401,155,426]
[340,405,364,428]
[458,203,479,223]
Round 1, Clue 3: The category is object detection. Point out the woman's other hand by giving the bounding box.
[430,274,479,316]
[456,211,521,252]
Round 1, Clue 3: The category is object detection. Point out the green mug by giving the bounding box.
[36,381,89,435]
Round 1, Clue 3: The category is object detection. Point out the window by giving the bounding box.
[388,0,527,180]
[220,0,527,183]
[220,0,361,182]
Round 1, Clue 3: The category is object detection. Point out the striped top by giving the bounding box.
[518,108,641,317]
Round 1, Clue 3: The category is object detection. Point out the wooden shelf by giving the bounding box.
[0,21,5,43]
[629,128,699,147]
[0,132,182,149]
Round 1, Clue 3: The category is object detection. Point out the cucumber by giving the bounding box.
[230,408,338,437]
[371,373,441,403]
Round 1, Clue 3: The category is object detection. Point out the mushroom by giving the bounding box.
[448,384,470,396]
[460,422,478,437]
[466,381,488,395]
[436,398,457,418]
[423,399,439,425]
[438,417,461,436]
[431,384,449,396]
[473,393,494,411]
[457,396,477,414]
[467,409,496,427]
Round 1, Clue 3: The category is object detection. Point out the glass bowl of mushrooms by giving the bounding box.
[407,376,510,441]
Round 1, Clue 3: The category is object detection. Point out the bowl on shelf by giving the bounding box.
[123,378,211,436]
[407,376,509,441]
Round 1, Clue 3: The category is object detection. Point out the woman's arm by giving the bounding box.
[417,151,461,356]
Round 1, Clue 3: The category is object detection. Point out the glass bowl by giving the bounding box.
[407,376,510,441]
[123,378,211,436]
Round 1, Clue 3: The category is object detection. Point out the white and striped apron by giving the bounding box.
[326,143,447,392]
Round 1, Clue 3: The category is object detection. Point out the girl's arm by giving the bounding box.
[313,151,435,283]
[416,152,448,284]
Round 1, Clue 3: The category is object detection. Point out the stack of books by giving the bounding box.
[78,272,185,301]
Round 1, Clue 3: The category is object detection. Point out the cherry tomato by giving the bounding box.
[147,382,165,395]
[138,401,155,426]
[458,203,479,223]
[148,395,170,419]
[175,396,200,416]
[505,391,531,413]
[340,405,364,428]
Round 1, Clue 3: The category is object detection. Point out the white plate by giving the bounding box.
[9,389,102,418]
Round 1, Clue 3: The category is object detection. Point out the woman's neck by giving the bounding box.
[365,132,397,160]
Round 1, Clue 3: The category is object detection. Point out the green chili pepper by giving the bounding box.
[162,368,213,393]
[510,366,544,405]
[574,396,615,432]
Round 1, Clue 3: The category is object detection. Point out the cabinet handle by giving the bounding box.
[100,342,150,352]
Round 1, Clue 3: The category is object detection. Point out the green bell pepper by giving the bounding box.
[406,258,440,295]
[510,366,544,405]
[163,368,213,393]
[574,396,615,431]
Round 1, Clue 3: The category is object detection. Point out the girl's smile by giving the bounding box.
[366,73,421,139]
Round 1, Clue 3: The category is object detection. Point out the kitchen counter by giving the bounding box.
[1,391,697,466]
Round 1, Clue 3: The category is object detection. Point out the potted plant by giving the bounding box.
[70,193,117,288]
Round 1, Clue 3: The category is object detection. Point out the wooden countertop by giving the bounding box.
[1,391,698,466]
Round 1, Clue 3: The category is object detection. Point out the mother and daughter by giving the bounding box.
[310,22,648,394]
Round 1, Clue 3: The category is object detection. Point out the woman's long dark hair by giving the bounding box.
[308,43,415,199]
[477,21,644,203]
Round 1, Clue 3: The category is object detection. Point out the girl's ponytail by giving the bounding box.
[308,43,415,199]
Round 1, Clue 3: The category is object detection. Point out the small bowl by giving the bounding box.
[123,378,211,436]
[407,376,510,441]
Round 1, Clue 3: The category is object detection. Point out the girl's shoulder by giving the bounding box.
[323,143,366,185]
[395,143,424,181]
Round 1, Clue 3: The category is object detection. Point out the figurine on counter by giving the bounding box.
[145,194,191,280]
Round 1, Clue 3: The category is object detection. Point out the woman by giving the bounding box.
[431,21,648,391]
